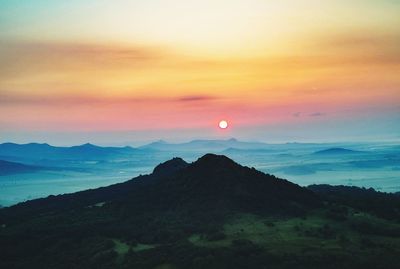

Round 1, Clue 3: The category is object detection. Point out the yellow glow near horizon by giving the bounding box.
[0,0,399,137]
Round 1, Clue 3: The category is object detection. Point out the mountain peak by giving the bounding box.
[79,143,97,148]
[148,153,321,213]
[152,157,188,177]
[192,153,240,170]
[195,153,237,165]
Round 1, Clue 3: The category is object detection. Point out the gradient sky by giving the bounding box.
[0,0,399,145]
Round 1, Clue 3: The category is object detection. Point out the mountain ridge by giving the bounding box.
[0,154,320,219]
[1,154,400,269]
[0,142,138,161]
[139,138,271,151]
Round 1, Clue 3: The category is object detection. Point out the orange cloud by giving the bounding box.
[0,33,399,133]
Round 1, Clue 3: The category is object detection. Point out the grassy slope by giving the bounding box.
[1,203,400,269]
[189,210,400,253]
[111,207,400,268]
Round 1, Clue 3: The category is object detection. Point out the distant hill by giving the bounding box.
[139,138,271,152]
[313,147,363,155]
[0,160,42,175]
[222,147,276,154]
[140,139,345,154]
[0,142,138,161]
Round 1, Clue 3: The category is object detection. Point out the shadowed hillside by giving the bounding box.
[0,154,400,269]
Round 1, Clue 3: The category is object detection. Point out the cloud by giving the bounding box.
[309,112,326,117]
[0,41,167,78]
[0,92,219,106]
[176,95,217,102]
[309,31,400,66]
[293,111,327,117]
[320,32,400,50]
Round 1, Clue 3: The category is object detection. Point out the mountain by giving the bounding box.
[222,147,276,154]
[139,138,271,152]
[313,147,364,155]
[0,154,319,221]
[0,160,42,175]
[140,139,347,155]
[0,142,54,159]
[152,157,189,177]
[0,142,138,161]
[133,154,320,215]
[1,154,400,269]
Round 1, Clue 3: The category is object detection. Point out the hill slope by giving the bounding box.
[0,154,399,269]
[0,154,319,221]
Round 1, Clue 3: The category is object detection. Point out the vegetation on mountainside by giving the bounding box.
[0,154,399,269]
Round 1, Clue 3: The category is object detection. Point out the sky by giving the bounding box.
[0,0,399,145]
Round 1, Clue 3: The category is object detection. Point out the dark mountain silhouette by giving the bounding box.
[1,154,400,269]
[160,154,320,212]
[0,160,42,175]
[152,157,189,177]
[0,154,319,222]
[111,154,321,219]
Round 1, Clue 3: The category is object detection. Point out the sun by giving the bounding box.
[219,120,228,129]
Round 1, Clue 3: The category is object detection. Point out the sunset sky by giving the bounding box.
[1,0,399,145]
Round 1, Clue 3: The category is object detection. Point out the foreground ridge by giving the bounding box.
[1,154,400,269]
